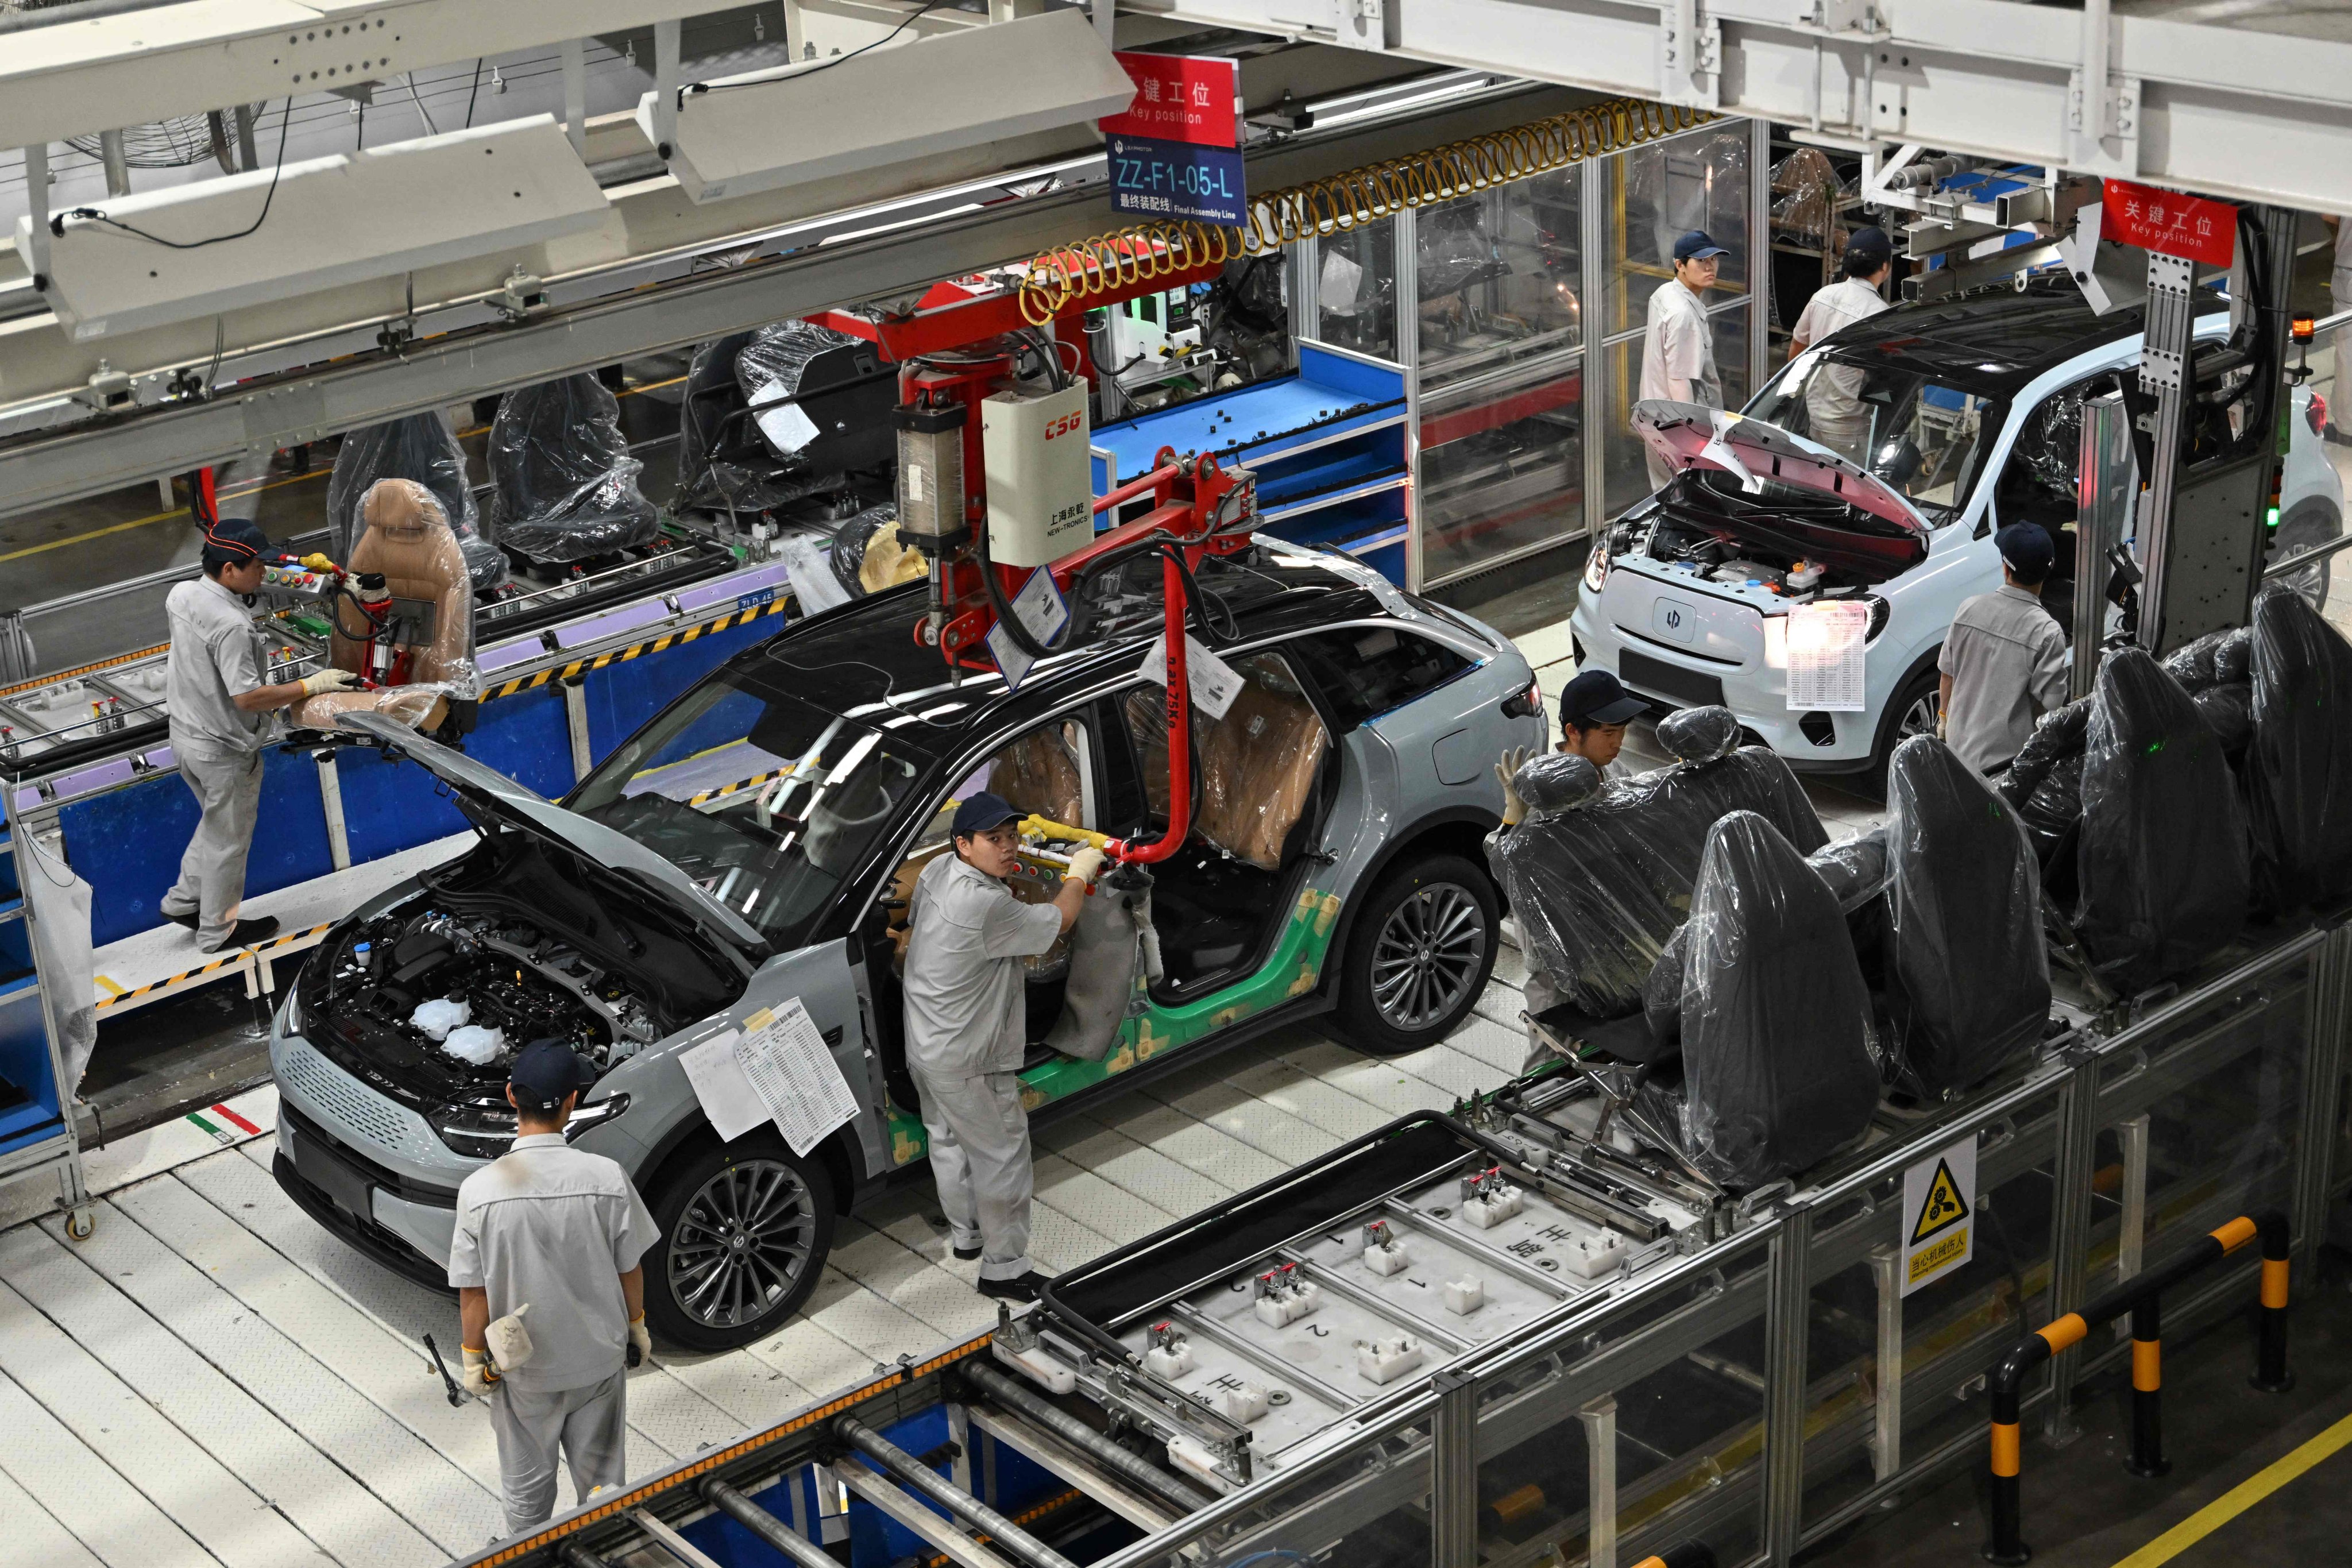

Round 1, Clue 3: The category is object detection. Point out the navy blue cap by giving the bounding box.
[1843,226,1893,267]
[202,516,272,562]
[951,791,1022,839]
[1673,229,1731,263]
[1995,523,2056,582]
[509,1038,591,1114]
[1561,669,1648,730]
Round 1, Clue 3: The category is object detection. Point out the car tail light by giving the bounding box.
[1501,677,1544,721]
[2308,391,2328,438]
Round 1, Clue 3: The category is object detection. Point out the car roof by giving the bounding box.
[739,544,1388,755]
[1812,276,2226,400]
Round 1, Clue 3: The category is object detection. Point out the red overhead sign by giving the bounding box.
[2103,179,2237,268]
[1100,52,1241,149]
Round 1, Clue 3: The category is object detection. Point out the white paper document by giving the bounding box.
[1137,632,1243,720]
[677,1028,767,1142]
[1010,567,1071,645]
[777,532,851,615]
[1785,599,1870,712]
[987,618,1037,690]
[733,998,862,1157]
[750,379,821,454]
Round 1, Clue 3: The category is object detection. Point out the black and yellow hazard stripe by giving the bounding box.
[482,596,791,702]
[94,921,333,1012]
[689,766,793,808]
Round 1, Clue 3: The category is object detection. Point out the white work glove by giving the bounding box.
[1494,746,1534,827]
[299,667,361,697]
[461,1345,500,1397]
[628,1313,652,1368]
[1064,846,1108,886]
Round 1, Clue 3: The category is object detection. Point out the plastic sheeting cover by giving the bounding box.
[1879,736,2049,1097]
[1632,705,1829,880]
[487,374,659,563]
[676,326,856,515]
[2247,584,2352,910]
[327,412,504,593]
[831,504,926,598]
[1675,810,1879,1188]
[2075,647,2249,990]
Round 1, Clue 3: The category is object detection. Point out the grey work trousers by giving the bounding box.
[159,738,264,949]
[488,1368,628,1535]
[912,1067,1034,1281]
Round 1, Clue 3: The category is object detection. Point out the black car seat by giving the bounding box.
[2075,647,2250,991]
[1654,810,1880,1189]
[1878,736,2050,1097]
[1491,752,1697,1044]
[1633,706,1830,887]
[2246,584,2352,911]
[487,374,659,563]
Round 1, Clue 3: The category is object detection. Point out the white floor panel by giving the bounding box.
[0,1366,215,1568]
[0,1462,109,1568]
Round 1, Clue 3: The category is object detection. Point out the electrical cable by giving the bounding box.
[56,99,291,250]
[463,57,484,128]
[688,0,947,95]
[404,72,441,136]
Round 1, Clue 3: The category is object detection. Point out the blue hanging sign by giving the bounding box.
[1108,134,1248,227]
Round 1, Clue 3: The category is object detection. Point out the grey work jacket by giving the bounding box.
[902,853,1063,1080]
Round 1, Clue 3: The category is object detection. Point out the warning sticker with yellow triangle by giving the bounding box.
[1910,1157,1970,1245]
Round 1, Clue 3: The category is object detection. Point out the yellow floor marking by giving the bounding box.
[2111,1407,2352,1566]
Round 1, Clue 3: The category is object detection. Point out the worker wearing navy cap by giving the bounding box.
[902,792,1104,1300]
[1640,230,1732,492]
[450,1039,658,1533]
[1938,524,2069,775]
[1787,227,1896,462]
[159,516,359,952]
[1494,669,1648,825]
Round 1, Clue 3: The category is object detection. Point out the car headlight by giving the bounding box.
[564,1094,631,1143]
[1582,543,1610,593]
[279,982,301,1036]
[431,1092,632,1159]
[1762,616,1787,669]
[1863,594,1891,643]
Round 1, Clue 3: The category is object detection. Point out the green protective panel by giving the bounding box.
[885,884,1345,1168]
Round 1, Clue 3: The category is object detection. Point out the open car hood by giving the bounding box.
[1633,400,1933,539]
[333,711,769,955]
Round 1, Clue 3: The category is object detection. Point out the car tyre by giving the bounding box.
[644,1136,835,1353]
[1870,662,1943,789]
[1334,852,1500,1058]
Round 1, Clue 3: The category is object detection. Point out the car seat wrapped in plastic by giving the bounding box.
[1125,654,1328,871]
[290,478,477,733]
[1631,706,1829,879]
[327,412,505,595]
[487,374,659,563]
[2246,584,2352,910]
[1879,736,2049,1097]
[1494,753,1697,1032]
[675,330,852,516]
[829,504,926,598]
[2075,647,2249,991]
[1045,871,1160,1062]
[2000,697,2091,860]
[1672,810,1880,1188]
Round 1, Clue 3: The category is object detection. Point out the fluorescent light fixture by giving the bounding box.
[641,9,1134,206]
[18,116,609,341]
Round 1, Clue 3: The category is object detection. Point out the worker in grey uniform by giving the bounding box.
[1786,227,1895,463]
[160,517,358,951]
[450,1040,658,1534]
[1640,230,1731,493]
[1493,668,1648,824]
[1938,524,2069,776]
[903,791,1105,1301]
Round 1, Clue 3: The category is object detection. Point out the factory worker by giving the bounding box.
[160,517,358,951]
[903,792,1104,1300]
[1641,229,1731,492]
[1787,226,1895,463]
[1938,524,2069,776]
[1494,669,1648,825]
[450,1041,658,1534]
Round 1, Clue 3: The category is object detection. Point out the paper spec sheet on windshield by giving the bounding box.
[1102,52,1245,226]
[678,998,860,1156]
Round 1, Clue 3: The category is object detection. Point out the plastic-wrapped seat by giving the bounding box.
[487,374,659,563]
[1629,706,1829,885]
[327,412,505,594]
[1662,810,1881,1189]
[1492,753,1698,1037]
[2075,647,2249,991]
[288,478,478,734]
[2246,584,2352,910]
[1876,736,2050,1098]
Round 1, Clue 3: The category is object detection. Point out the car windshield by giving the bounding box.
[1747,354,1999,521]
[567,670,929,947]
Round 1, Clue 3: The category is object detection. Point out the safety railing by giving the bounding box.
[1982,1211,2293,1564]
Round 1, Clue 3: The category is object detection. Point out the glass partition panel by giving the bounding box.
[1417,169,1584,392]
[1418,353,1585,585]
[1316,216,1399,362]
[1602,125,1752,343]
[1797,1082,2066,1531]
[1472,1231,1774,1567]
[1598,305,1751,519]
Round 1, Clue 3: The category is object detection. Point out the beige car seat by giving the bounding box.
[1125,655,1328,871]
[990,725,1084,828]
[289,477,476,732]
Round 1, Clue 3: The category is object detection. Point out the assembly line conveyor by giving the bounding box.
[448,912,2352,1568]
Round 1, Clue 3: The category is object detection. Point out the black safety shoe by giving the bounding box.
[977,1271,1047,1301]
[162,909,198,930]
[952,1244,983,1261]
[203,915,280,952]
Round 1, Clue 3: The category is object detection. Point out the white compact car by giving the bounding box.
[1569,280,2343,773]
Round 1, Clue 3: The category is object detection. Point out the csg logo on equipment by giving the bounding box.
[1042,411,1084,441]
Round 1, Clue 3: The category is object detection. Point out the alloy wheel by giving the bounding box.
[1369,882,1488,1032]
[667,1158,817,1330]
